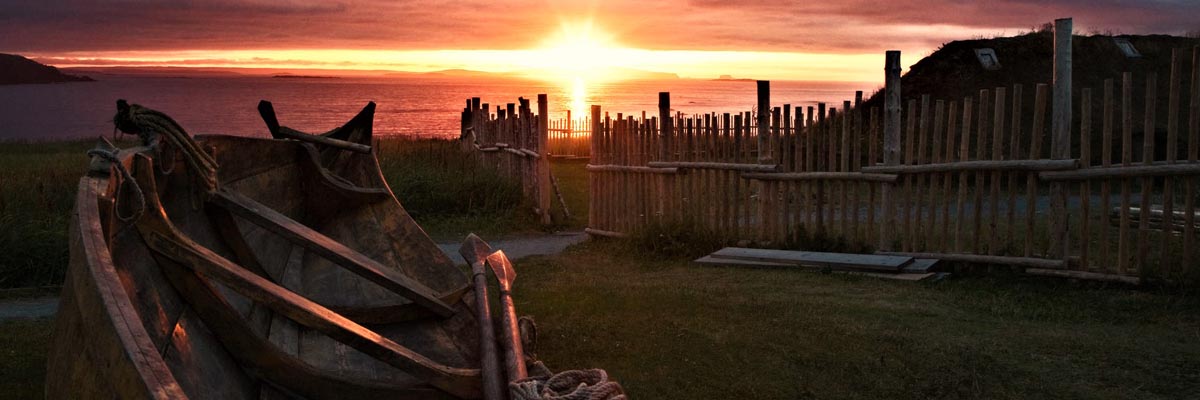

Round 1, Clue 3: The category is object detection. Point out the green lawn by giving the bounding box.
[519,240,1200,399]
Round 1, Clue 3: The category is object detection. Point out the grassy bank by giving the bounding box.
[0,140,102,288]
[0,318,52,397]
[520,240,1200,399]
[375,138,548,241]
[0,137,549,288]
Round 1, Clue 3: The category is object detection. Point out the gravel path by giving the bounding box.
[0,296,59,321]
[437,231,588,264]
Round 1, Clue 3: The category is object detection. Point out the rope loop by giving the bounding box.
[87,148,145,222]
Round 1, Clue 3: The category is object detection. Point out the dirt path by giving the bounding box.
[437,231,587,264]
[0,297,58,321]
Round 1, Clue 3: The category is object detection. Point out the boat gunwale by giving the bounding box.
[59,174,188,399]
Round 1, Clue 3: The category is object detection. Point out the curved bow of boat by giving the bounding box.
[48,103,486,399]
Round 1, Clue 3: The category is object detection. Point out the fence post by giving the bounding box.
[1050,17,1073,262]
[589,105,602,233]
[461,99,472,152]
[757,81,771,163]
[537,94,552,225]
[880,50,902,251]
[658,93,672,222]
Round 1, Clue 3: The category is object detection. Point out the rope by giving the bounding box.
[112,99,218,192]
[87,148,145,221]
[511,363,627,400]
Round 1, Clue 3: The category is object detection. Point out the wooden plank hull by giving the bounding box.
[48,104,485,399]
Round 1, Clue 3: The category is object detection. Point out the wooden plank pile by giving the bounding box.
[694,247,946,281]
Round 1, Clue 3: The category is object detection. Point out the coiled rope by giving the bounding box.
[112,99,219,192]
[511,363,627,400]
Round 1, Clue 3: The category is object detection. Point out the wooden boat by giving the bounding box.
[47,101,502,399]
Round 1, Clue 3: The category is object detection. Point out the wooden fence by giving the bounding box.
[587,42,1200,283]
[547,111,592,159]
[460,95,552,225]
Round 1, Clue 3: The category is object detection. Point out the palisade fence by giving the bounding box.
[547,111,592,159]
[460,95,553,225]
[587,22,1200,283]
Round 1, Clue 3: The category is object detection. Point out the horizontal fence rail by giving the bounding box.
[587,45,1200,284]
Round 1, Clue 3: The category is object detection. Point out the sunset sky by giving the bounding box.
[1,0,1197,83]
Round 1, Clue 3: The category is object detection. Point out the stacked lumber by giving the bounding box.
[693,247,945,281]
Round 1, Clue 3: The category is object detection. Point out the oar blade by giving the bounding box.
[485,250,516,289]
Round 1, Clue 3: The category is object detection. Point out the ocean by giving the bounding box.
[0,75,875,141]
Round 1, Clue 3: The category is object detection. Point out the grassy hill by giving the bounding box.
[0,54,92,85]
[861,31,1199,161]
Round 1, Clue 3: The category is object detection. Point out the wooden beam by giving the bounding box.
[862,159,1079,174]
[741,171,898,183]
[709,247,912,272]
[209,190,456,318]
[141,232,480,398]
[876,251,1065,269]
[586,164,680,174]
[646,161,780,172]
[1039,162,1200,181]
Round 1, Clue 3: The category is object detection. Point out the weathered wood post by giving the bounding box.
[756,81,771,240]
[757,81,771,163]
[1050,17,1072,261]
[537,94,552,225]
[659,92,672,221]
[461,99,472,152]
[589,105,601,233]
[880,50,902,251]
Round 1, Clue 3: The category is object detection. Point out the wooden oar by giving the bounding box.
[486,250,528,383]
[459,234,506,400]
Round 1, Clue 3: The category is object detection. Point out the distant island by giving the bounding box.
[713,74,755,82]
[273,74,339,79]
[0,53,93,85]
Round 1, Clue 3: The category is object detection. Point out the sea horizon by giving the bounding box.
[0,74,876,142]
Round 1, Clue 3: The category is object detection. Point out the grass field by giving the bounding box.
[520,241,1200,399]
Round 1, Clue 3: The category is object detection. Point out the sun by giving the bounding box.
[535,20,629,83]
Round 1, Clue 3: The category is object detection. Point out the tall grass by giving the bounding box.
[0,137,537,288]
[0,140,100,288]
[376,138,541,240]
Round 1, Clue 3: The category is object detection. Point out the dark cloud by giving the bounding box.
[0,0,1195,55]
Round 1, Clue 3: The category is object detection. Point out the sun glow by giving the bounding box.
[534,20,627,83]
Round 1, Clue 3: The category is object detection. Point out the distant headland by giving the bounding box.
[0,53,93,85]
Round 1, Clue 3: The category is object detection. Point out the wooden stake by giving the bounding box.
[880,50,901,251]
[1049,17,1073,262]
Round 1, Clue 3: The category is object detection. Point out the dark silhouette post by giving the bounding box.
[881,50,902,251]
[1050,17,1072,260]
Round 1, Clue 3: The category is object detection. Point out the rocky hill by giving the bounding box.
[0,54,93,85]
